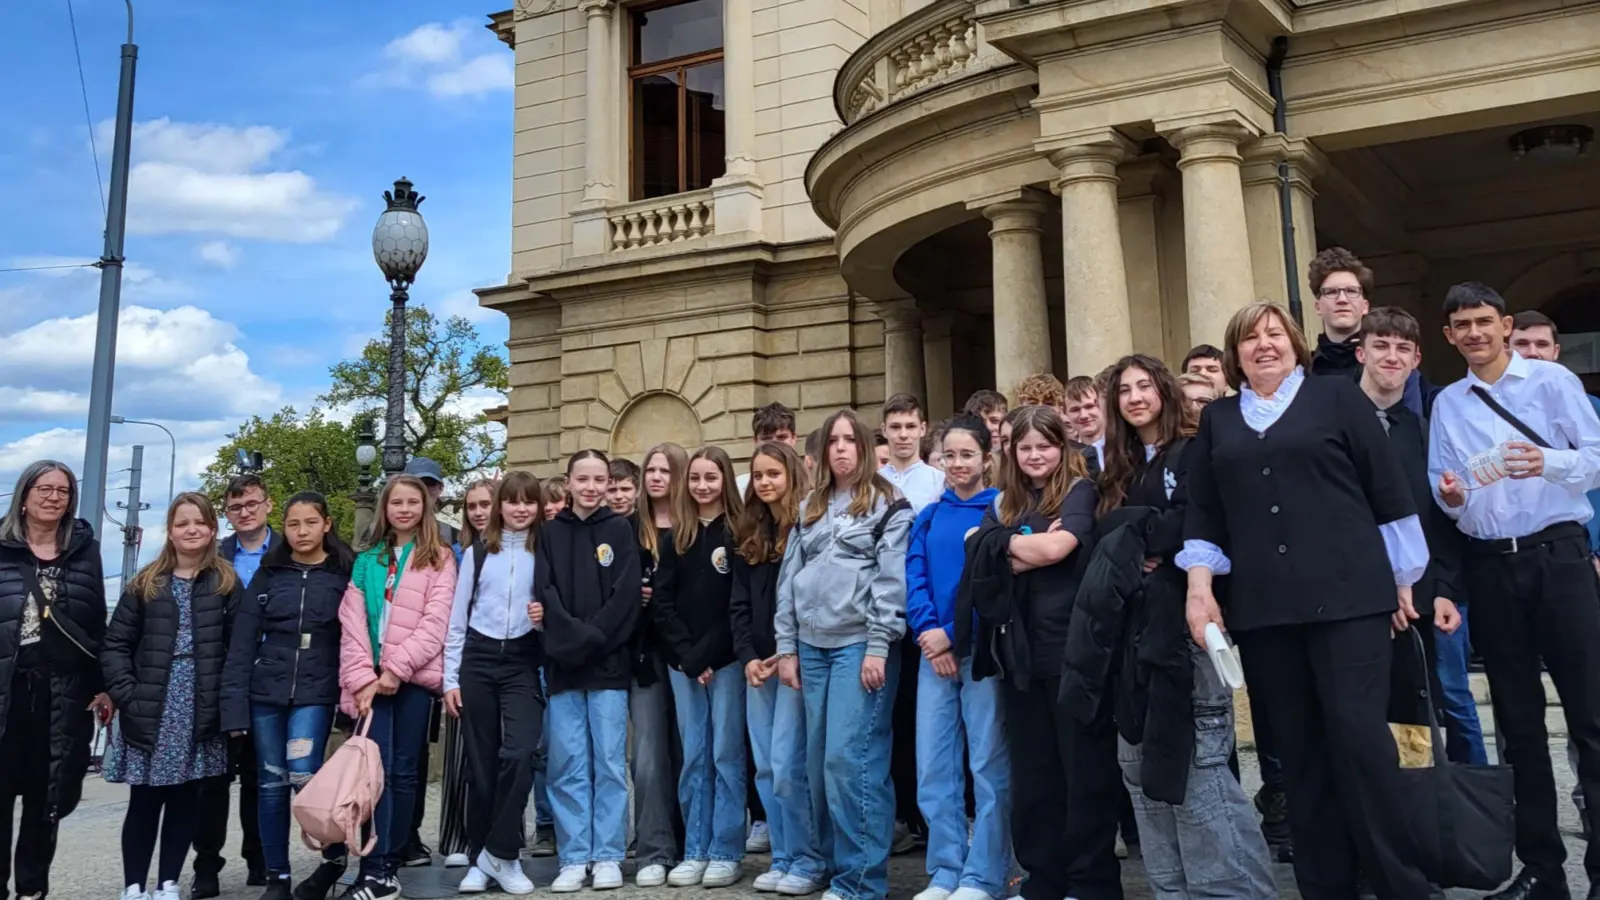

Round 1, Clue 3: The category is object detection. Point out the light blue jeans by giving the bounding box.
[748,676,825,880]
[1118,649,1276,899]
[670,664,748,862]
[915,655,1011,898]
[799,641,900,900]
[547,688,630,867]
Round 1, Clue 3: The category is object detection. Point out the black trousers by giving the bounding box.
[124,781,201,889]
[1004,676,1122,900]
[1465,524,1600,882]
[459,633,545,863]
[193,735,262,876]
[1237,614,1430,900]
[891,636,924,835]
[0,669,59,899]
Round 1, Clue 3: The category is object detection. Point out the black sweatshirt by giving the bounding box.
[651,515,736,675]
[538,506,642,694]
[729,528,780,666]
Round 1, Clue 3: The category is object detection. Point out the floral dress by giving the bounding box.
[104,576,228,786]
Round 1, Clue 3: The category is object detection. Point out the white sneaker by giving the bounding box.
[745,821,771,853]
[478,849,536,895]
[552,865,589,893]
[753,868,786,892]
[914,887,953,900]
[950,889,996,900]
[703,861,743,888]
[591,861,624,890]
[445,852,472,868]
[776,874,823,896]
[153,882,180,900]
[458,866,490,893]
[668,861,709,887]
[119,887,149,900]
[636,865,669,888]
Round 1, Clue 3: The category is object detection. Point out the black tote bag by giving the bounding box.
[1396,627,1515,890]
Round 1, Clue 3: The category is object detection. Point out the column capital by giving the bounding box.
[870,297,923,333]
[1037,129,1139,189]
[921,310,954,341]
[1158,114,1259,168]
[1240,134,1328,189]
[972,188,1048,237]
[1116,154,1171,200]
[578,0,614,18]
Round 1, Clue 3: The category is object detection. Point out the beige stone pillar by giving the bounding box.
[1241,135,1327,336]
[1162,118,1259,349]
[922,312,955,420]
[1117,157,1171,360]
[710,0,764,236]
[1043,131,1137,377]
[580,0,616,203]
[874,299,927,405]
[971,191,1052,401]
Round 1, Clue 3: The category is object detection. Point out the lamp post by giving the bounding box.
[370,177,429,478]
[352,418,380,549]
[110,415,174,505]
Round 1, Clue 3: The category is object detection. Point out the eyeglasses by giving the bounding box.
[225,499,266,516]
[1318,286,1364,300]
[30,485,70,499]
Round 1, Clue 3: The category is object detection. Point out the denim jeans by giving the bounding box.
[547,688,630,866]
[670,664,748,862]
[532,668,553,829]
[915,655,1010,898]
[799,641,899,900]
[749,676,825,880]
[1434,607,1489,766]
[251,702,343,875]
[362,683,433,878]
[632,662,682,866]
[1118,650,1276,900]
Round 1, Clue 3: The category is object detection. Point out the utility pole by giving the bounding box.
[81,2,139,540]
[118,445,149,590]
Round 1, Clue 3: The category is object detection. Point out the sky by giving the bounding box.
[0,2,515,577]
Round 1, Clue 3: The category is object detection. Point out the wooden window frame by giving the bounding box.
[627,0,724,201]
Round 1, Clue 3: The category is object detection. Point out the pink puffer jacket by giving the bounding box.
[338,549,457,717]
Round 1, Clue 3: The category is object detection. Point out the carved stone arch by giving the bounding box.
[1503,250,1600,315]
[610,391,704,462]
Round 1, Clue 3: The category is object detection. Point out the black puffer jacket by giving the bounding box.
[0,519,105,822]
[102,569,237,754]
[220,557,350,732]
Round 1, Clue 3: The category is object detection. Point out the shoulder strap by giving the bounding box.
[17,563,46,610]
[872,498,912,545]
[1470,385,1555,449]
[466,540,489,618]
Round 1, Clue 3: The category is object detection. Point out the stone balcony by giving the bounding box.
[834,0,1013,127]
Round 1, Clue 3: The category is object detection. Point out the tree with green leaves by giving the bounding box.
[200,408,362,541]
[320,306,508,481]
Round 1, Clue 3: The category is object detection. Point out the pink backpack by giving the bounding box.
[294,715,385,855]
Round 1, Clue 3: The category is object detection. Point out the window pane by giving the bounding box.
[634,71,681,200]
[685,61,726,191]
[633,0,723,66]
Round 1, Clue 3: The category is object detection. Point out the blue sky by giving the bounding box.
[0,2,515,566]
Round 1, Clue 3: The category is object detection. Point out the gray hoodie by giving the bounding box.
[775,488,912,659]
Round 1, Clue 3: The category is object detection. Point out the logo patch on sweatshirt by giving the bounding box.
[596,543,614,567]
[711,546,729,574]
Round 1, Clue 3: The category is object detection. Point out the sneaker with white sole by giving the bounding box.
[776,874,823,896]
[636,865,669,888]
[457,867,490,894]
[753,868,786,892]
[914,887,952,900]
[444,853,471,868]
[949,888,996,900]
[592,861,624,890]
[745,821,771,854]
[669,861,709,887]
[338,876,400,900]
[479,850,535,895]
[703,861,743,888]
[121,887,150,900]
[153,882,181,900]
[551,866,589,893]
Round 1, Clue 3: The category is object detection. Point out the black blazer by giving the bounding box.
[1184,374,1414,631]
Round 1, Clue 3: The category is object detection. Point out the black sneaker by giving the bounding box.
[192,871,222,900]
[528,826,557,858]
[294,858,349,900]
[1253,785,1291,847]
[259,876,294,900]
[339,876,400,900]
[248,865,270,887]
[400,840,433,868]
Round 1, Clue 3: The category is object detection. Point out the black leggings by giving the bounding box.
[123,782,201,889]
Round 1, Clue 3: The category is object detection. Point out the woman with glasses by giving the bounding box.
[0,461,111,900]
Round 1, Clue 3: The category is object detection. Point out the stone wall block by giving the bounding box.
[641,338,669,391]
[560,346,614,376]
[587,402,617,433]
[562,374,598,402]
[680,360,715,406]
[798,322,852,352]
[800,376,853,408]
[596,370,630,413]
[614,342,645,396]
[694,386,728,422]
[664,336,697,394]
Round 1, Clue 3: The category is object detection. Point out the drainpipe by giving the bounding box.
[1266,36,1303,325]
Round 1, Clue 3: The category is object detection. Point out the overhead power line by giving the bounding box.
[66,0,108,218]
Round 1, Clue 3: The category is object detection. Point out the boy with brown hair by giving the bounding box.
[962,389,1008,451]
[1014,373,1066,411]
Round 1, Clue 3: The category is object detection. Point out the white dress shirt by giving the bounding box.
[1176,366,1430,585]
[878,459,946,513]
[443,530,537,693]
[1427,352,1600,540]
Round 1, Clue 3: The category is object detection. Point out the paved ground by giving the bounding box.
[24,744,1594,899]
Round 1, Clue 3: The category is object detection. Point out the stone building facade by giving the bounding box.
[479,0,1600,473]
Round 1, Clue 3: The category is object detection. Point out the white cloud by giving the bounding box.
[196,240,239,268]
[372,21,513,99]
[435,289,496,324]
[99,117,358,243]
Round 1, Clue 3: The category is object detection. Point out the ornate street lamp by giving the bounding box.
[352,416,380,548]
[371,177,429,477]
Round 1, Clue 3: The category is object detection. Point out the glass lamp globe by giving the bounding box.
[372,177,429,284]
[355,443,378,467]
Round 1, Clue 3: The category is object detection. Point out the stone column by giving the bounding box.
[1043,130,1137,377]
[580,0,616,203]
[922,312,955,420]
[874,299,927,405]
[711,0,764,237]
[971,190,1051,400]
[1241,135,1327,336]
[1117,157,1171,360]
[1162,118,1259,349]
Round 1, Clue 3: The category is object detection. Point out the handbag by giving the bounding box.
[1395,627,1515,889]
[293,714,385,856]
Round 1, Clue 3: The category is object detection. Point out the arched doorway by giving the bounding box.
[610,392,703,461]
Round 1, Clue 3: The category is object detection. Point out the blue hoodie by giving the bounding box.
[906,486,1000,650]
